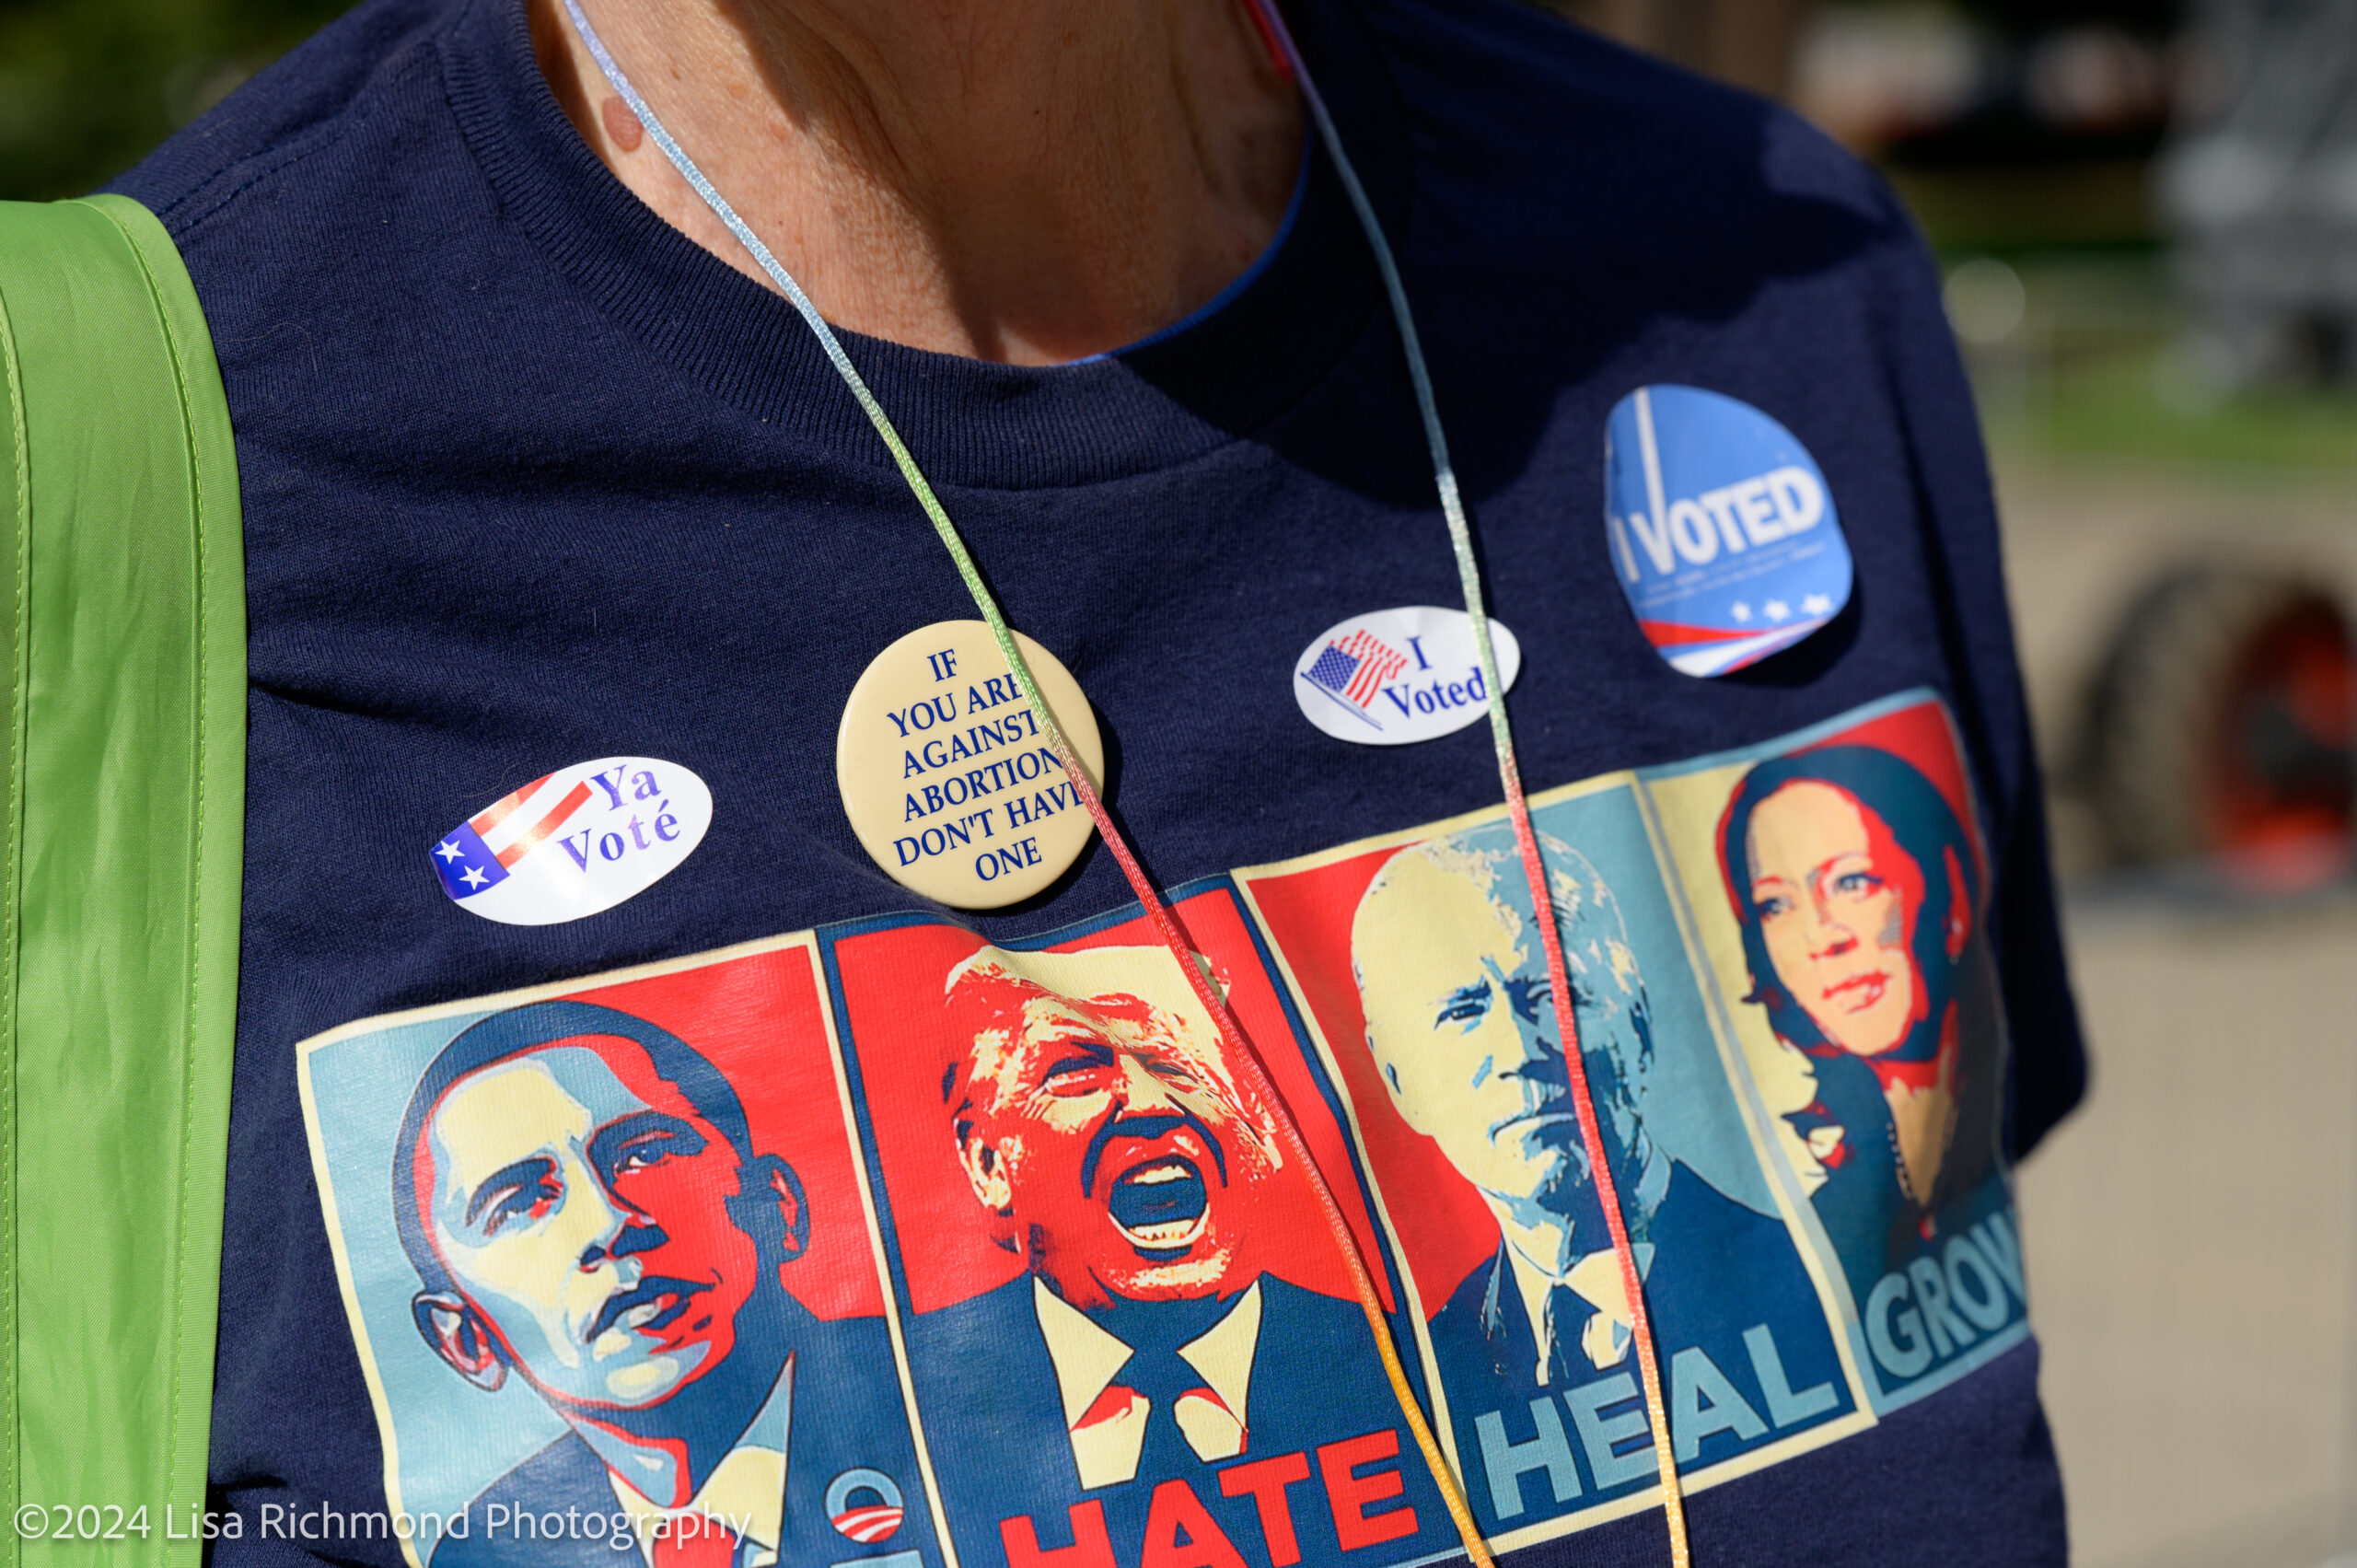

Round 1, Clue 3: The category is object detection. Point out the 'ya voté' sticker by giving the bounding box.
[837,620,1105,910]
[1605,384,1852,677]
[1293,606,1521,745]
[430,757,712,924]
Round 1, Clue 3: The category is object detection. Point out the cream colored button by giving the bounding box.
[837,620,1105,908]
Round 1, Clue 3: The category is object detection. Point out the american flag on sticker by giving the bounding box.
[430,772,597,901]
[1303,628,1410,710]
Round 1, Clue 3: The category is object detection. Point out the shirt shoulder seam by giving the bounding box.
[149,30,450,243]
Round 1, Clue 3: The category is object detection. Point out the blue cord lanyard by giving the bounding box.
[552,2,1692,1559]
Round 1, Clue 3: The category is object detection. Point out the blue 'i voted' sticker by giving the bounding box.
[1604,385,1853,677]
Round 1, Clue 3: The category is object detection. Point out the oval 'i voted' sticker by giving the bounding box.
[1604,385,1852,677]
[1293,606,1520,745]
[430,757,713,924]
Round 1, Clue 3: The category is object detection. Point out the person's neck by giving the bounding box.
[529,0,1305,365]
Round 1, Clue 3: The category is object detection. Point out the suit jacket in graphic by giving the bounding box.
[1428,1163,1850,1532]
[1803,1042,2010,1310]
[433,1305,934,1568]
[907,1272,1452,1565]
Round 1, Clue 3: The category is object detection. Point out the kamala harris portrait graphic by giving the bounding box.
[1715,745,2010,1318]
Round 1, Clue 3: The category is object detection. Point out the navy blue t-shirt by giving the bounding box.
[117,0,2085,1563]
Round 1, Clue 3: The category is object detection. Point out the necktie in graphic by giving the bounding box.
[651,1515,741,1568]
[1082,1297,1242,1479]
[1543,1282,1593,1385]
[1121,1340,1221,1479]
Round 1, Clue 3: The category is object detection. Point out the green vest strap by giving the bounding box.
[0,194,244,1566]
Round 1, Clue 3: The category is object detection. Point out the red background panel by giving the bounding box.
[570,943,884,1322]
[1241,848,1504,1321]
[1795,700,1989,878]
[830,889,1392,1318]
[1706,697,1991,929]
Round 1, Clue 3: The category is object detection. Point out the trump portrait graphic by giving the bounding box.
[297,935,941,1568]
[821,888,1463,1568]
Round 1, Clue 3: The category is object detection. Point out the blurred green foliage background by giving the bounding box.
[0,0,354,198]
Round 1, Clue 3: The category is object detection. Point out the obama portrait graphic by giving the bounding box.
[298,941,937,1568]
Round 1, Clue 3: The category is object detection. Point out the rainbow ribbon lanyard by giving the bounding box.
[558,1,1690,1561]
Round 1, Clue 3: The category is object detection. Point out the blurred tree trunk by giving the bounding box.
[1540,0,1817,100]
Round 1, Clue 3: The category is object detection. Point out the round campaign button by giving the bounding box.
[838,621,1105,909]
[1604,384,1853,677]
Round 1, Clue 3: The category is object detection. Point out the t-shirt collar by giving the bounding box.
[440,0,1416,491]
